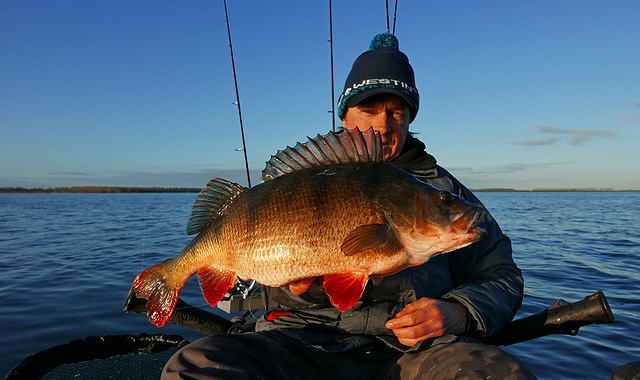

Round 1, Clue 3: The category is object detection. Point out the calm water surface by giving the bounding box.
[1,192,639,379]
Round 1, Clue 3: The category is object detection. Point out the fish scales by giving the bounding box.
[132,128,485,327]
[216,163,409,285]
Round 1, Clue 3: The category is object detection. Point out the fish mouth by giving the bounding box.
[451,208,485,239]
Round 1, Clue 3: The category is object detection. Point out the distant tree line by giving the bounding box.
[0,186,202,193]
[471,188,635,192]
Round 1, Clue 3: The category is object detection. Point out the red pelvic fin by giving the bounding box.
[322,273,369,312]
[197,267,237,308]
[340,224,389,256]
[132,259,181,328]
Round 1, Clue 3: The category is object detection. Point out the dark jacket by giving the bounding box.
[256,134,524,351]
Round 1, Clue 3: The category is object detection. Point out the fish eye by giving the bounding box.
[440,191,453,204]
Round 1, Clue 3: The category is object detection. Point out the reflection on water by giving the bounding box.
[1,192,639,379]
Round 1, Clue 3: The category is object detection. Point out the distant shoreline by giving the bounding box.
[471,188,639,192]
[1,186,638,193]
[0,186,202,193]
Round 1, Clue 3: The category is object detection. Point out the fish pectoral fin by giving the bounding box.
[197,267,237,308]
[323,273,369,312]
[340,224,389,256]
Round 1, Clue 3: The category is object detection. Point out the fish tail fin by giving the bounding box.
[323,273,369,312]
[132,259,181,327]
[197,267,237,308]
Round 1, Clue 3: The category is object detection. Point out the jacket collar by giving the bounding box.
[390,134,438,179]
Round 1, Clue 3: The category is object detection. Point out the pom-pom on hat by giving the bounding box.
[337,33,419,122]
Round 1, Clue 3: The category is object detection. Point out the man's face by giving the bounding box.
[342,94,411,162]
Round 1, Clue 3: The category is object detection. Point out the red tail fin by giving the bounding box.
[132,259,180,327]
[197,267,237,308]
[323,273,369,312]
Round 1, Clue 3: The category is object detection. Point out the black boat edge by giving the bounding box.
[6,290,638,380]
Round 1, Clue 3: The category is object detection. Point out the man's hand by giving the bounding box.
[384,297,469,347]
[288,277,321,295]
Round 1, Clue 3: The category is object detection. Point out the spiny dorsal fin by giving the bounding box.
[261,127,383,182]
[186,178,246,235]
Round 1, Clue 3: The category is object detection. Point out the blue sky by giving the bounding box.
[2,1,639,190]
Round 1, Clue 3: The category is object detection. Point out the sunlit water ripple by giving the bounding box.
[1,192,638,379]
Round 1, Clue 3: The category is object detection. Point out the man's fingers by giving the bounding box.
[395,297,437,317]
[288,277,316,295]
[386,298,438,328]
[389,317,444,346]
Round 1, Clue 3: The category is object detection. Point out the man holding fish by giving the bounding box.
[156,33,536,379]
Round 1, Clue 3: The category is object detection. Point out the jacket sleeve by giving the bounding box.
[425,167,524,337]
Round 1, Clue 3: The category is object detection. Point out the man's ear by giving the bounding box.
[340,109,349,127]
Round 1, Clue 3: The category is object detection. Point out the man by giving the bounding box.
[162,33,536,379]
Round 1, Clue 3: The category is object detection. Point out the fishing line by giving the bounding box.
[133,3,258,317]
[140,192,146,271]
[138,187,150,273]
[222,0,267,312]
[223,0,252,188]
[169,2,253,312]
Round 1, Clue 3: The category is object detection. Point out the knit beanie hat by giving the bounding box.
[337,33,419,122]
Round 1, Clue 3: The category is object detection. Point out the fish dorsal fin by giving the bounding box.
[186,178,246,235]
[261,127,383,182]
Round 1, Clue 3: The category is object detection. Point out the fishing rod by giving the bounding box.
[386,0,399,35]
[124,290,615,345]
[328,0,399,132]
[223,0,251,188]
[328,0,336,131]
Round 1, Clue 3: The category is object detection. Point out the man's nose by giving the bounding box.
[370,113,393,132]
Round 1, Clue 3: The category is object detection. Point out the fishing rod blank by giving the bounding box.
[223,0,251,188]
